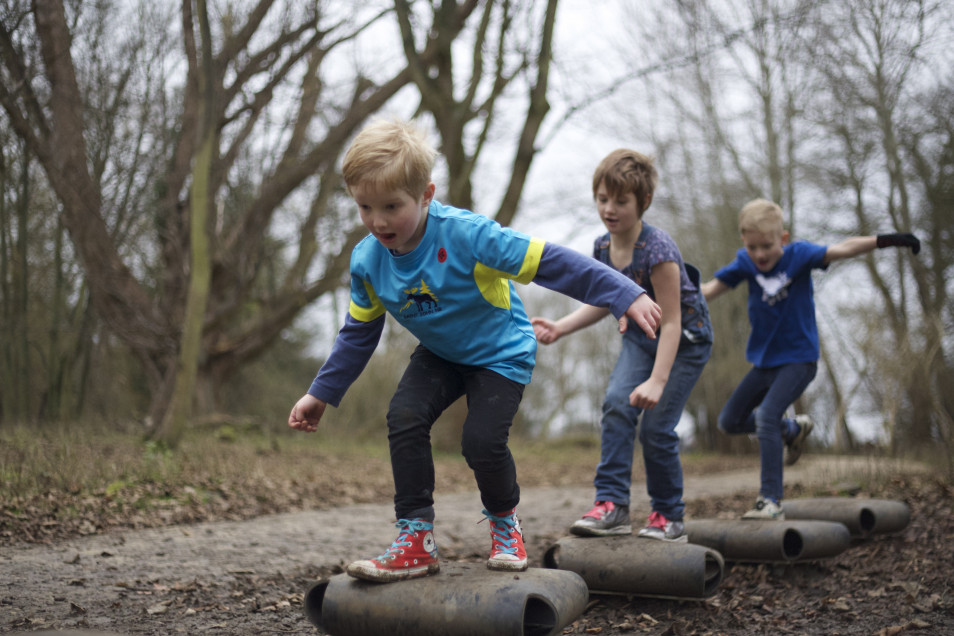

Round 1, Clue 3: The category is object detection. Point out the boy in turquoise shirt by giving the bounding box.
[289,118,662,582]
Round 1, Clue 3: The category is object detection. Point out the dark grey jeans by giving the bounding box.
[386,345,525,521]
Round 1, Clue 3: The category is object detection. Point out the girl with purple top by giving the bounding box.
[532,149,712,541]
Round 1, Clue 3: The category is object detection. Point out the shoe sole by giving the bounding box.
[637,531,689,543]
[487,558,528,571]
[569,524,632,537]
[346,560,440,583]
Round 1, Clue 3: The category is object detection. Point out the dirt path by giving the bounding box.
[0,456,926,635]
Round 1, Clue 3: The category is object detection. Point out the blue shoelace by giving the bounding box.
[482,509,519,555]
[378,518,432,560]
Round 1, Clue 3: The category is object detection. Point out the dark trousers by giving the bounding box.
[387,345,524,521]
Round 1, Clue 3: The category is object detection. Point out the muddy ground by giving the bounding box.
[2,455,952,635]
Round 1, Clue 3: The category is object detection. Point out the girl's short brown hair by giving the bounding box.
[592,149,658,215]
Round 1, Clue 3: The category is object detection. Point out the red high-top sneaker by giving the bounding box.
[346,518,440,583]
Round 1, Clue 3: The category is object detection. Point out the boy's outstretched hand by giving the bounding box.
[876,233,921,254]
[620,293,661,339]
[288,394,326,433]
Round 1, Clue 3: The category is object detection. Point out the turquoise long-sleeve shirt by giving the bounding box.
[308,200,645,406]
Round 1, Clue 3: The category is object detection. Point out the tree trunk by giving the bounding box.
[156,0,216,447]
[819,343,854,451]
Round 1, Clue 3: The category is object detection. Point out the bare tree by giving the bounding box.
[395,0,558,224]
[0,1,466,443]
[0,0,563,445]
[805,0,951,459]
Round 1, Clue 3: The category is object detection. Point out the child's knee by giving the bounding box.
[461,443,507,472]
[602,386,635,416]
[753,413,785,438]
[638,424,678,450]
[717,414,740,434]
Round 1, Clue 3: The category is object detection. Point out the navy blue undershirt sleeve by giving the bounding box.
[307,313,385,407]
[533,242,645,317]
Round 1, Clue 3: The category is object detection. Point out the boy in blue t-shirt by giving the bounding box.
[288,118,662,582]
[701,198,920,519]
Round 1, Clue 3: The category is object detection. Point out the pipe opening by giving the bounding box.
[782,529,804,559]
[703,552,724,596]
[543,544,560,569]
[522,595,557,636]
[303,580,329,628]
[859,508,876,533]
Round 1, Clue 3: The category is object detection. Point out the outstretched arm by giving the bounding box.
[288,313,384,433]
[700,278,730,302]
[531,242,658,339]
[531,304,609,344]
[823,236,877,264]
[824,233,920,265]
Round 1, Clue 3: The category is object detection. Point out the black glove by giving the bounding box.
[876,233,920,255]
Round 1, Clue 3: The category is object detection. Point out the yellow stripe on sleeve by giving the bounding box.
[349,281,387,322]
[513,237,545,285]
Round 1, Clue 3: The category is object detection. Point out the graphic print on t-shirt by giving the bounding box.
[755,272,791,306]
[400,279,441,317]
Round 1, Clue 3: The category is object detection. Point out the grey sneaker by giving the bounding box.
[570,501,631,537]
[785,414,814,466]
[637,511,688,542]
[742,496,785,520]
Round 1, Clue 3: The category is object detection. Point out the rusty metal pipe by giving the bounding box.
[780,498,911,538]
[684,519,851,563]
[543,535,724,599]
[304,562,589,636]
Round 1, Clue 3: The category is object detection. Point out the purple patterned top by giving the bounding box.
[593,223,712,345]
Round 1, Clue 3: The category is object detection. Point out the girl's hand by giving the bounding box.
[531,316,562,344]
[630,377,666,410]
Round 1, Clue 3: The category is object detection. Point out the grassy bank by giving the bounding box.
[0,422,594,543]
[0,420,796,546]
[0,421,757,501]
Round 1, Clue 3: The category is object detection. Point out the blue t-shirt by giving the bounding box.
[308,200,645,405]
[714,241,828,368]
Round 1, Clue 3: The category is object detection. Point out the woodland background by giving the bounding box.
[0,0,951,475]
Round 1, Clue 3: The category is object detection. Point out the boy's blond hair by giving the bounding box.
[342,118,437,198]
[592,149,658,216]
[738,199,786,236]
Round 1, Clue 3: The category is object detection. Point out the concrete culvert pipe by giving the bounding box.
[304,562,588,636]
[543,535,724,599]
[684,519,852,563]
[781,497,911,538]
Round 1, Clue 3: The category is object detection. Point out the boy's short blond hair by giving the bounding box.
[342,118,437,198]
[738,199,786,236]
[592,149,658,215]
